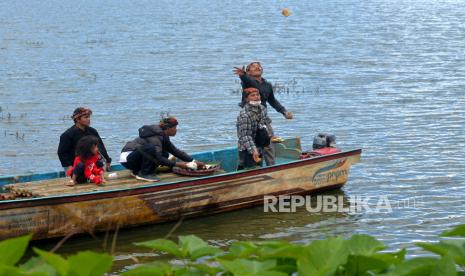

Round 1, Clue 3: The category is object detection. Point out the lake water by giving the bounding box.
[1,0,465,272]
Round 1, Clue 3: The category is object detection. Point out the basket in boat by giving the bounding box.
[172,164,221,176]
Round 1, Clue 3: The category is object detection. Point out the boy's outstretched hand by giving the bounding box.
[233,66,246,76]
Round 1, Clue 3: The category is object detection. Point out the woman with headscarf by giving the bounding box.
[236,88,273,170]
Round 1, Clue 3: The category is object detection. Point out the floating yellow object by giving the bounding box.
[281,8,291,17]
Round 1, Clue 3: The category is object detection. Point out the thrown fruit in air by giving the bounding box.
[282,8,291,17]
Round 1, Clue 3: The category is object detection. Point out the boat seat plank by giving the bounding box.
[4,169,225,198]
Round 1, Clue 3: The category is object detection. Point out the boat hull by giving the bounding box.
[0,149,361,240]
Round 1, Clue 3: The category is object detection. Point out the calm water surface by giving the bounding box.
[1,0,465,272]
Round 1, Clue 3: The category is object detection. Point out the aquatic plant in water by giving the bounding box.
[2,225,465,275]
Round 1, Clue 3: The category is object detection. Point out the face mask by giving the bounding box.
[249,101,261,106]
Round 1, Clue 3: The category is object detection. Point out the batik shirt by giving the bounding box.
[236,104,273,154]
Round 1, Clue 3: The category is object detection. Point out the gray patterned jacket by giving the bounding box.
[236,104,273,154]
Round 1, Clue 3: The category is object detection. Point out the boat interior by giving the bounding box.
[0,138,305,199]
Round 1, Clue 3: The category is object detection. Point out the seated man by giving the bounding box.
[120,116,204,182]
[57,107,112,172]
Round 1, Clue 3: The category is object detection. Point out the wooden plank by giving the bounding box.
[2,169,221,198]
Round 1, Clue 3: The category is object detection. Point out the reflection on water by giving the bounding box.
[2,0,465,270]
[40,190,354,272]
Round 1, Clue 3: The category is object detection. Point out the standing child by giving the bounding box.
[66,135,105,186]
[233,62,293,166]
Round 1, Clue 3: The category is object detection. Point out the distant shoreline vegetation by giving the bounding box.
[2,224,465,275]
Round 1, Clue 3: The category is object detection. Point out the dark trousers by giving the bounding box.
[121,145,168,175]
[72,163,87,184]
[237,150,263,170]
[72,160,103,184]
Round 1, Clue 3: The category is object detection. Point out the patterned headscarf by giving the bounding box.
[71,107,92,121]
[159,117,178,130]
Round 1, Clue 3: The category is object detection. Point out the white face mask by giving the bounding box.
[249,101,261,106]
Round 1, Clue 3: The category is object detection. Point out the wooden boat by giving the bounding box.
[0,138,361,240]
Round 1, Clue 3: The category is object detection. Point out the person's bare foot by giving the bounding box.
[65,179,75,187]
[65,175,77,186]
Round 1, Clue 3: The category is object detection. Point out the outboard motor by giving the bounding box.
[326,134,336,148]
[312,133,328,149]
[301,133,341,159]
[312,133,337,149]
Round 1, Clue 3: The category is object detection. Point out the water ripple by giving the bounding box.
[2,0,465,271]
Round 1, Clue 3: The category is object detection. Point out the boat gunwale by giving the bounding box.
[0,149,361,210]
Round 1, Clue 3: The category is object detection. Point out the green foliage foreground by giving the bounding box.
[2,225,465,276]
